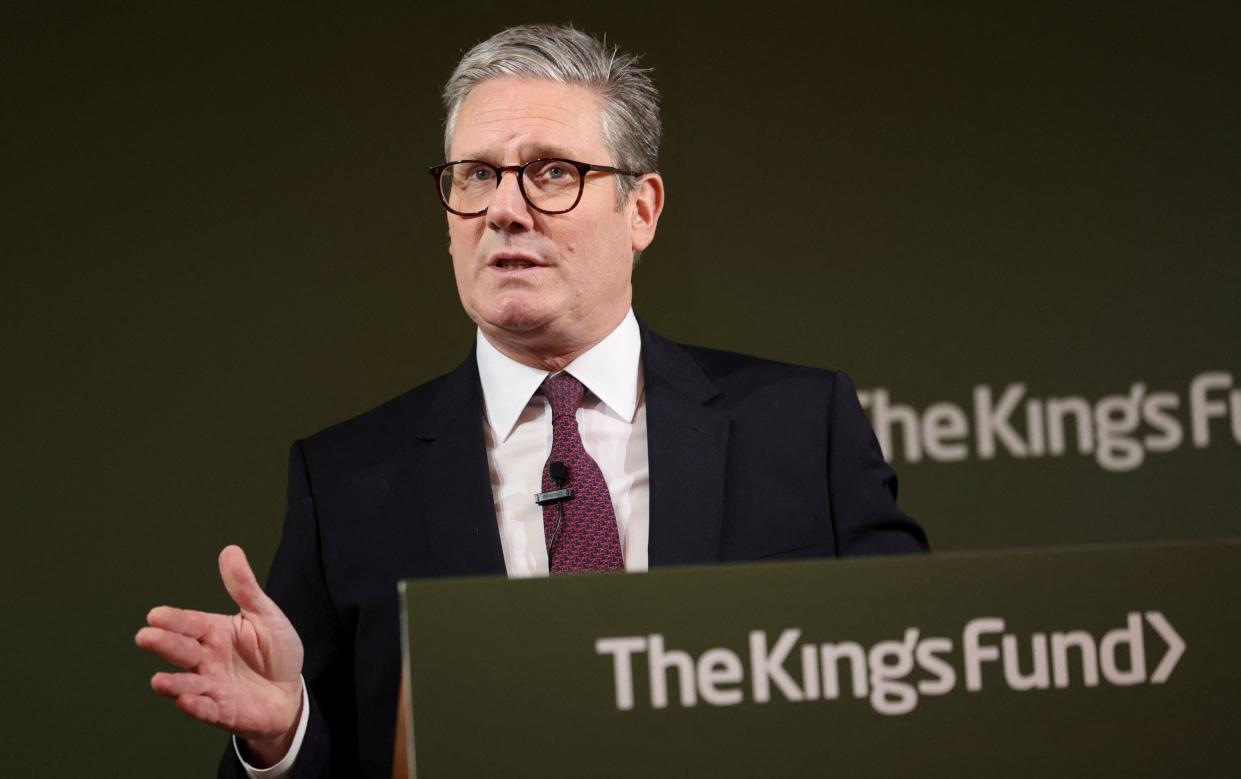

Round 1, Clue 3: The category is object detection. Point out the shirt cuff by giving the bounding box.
[233,676,310,779]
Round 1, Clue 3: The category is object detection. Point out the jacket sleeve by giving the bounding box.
[826,371,930,556]
[218,440,357,778]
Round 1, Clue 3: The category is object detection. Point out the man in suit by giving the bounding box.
[136,24,927,778]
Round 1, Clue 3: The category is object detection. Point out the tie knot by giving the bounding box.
[539,372,585,418]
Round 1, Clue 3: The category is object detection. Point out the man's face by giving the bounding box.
[446,77,661,364]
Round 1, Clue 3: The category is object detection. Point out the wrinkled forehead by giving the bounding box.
[448,77,609,163]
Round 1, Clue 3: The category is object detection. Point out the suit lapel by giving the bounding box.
[412,352,507,577]
[407,328,730,574]
[641,326,732,566]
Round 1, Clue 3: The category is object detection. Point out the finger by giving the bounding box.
[146,605,213,639]
[151,670,209,699]
[219,545,277,617]
[176,692,222,726]
[135,626,204,670]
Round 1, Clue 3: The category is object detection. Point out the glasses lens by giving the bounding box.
[521,159,582,212]
[437,159,585,214]
[439,162,495,214]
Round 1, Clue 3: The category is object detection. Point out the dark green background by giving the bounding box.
[4,3,1238,775]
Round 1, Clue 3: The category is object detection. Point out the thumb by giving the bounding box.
[218,545,277,617]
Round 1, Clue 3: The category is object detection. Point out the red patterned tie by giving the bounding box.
[539,373,625,573]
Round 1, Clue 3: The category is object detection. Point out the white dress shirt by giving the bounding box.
[477,308,649,575]
[238,309,650,776]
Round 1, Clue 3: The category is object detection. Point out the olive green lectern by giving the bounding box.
[398,540,1240,778]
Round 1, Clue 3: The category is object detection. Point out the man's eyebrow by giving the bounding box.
[525,144,577,160]
[453,145,581,163]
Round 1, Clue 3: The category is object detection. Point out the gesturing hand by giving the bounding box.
[136,545,304,765]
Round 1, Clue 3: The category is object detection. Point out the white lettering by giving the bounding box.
[1051,631,1099,688]
[595,636,647,711]
[857,372,1233,471]
[868,628,920,715]
[1001,632,1050,690]
[800,644,820,700]
[749,629,804,703]
[922,403,969,461]
[1099,612,1146,686]
[1094,383,1146,471]
[1145,611,1186,683]
[648,634,696,708]
[696,648,744,706]
[963,617,1005,691]
[1025,400,1046,456]
[1231,389,1241,445]
[1046,396,1092,456]
[1189,371,1232,446]
[598,612,1186,717]
[866,388,922,463]
[820,642,868,699]
[914,636,956,696]
[975,385,1028,458]
[1142,391,1183,451]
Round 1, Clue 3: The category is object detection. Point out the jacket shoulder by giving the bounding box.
[297,363,469,471]
[667,338,846,398]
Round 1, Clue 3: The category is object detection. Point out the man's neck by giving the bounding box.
[480,311,631,372]
[486,341,587,373]
[475,309,642,442]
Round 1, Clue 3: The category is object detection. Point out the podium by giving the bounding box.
[397,540,1240,777]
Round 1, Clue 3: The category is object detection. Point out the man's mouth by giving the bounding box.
[489,252,544,271]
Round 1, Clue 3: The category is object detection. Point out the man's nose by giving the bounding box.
[486,170,534,232]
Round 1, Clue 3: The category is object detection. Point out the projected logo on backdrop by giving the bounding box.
[857,371,1240,472]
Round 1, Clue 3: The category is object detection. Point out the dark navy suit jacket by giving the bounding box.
[220,325,928,777]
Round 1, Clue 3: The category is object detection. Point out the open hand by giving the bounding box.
[136,545,304,763]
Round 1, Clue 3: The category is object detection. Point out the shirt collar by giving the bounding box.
[475,309,643,442]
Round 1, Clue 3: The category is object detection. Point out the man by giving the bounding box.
[136,24,927,778]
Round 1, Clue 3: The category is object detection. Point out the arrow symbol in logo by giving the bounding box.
[1144,611,1185,683]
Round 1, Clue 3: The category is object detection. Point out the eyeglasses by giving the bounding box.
[428,157,643,216]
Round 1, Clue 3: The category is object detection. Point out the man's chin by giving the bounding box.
[474,304,559,340]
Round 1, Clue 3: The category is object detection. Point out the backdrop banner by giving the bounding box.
[401,540,1239,778]
[9,5,1240,773]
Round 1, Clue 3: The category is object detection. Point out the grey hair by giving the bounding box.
[442,24,661,198]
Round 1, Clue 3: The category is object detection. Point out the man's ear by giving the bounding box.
[628,173,665,254]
